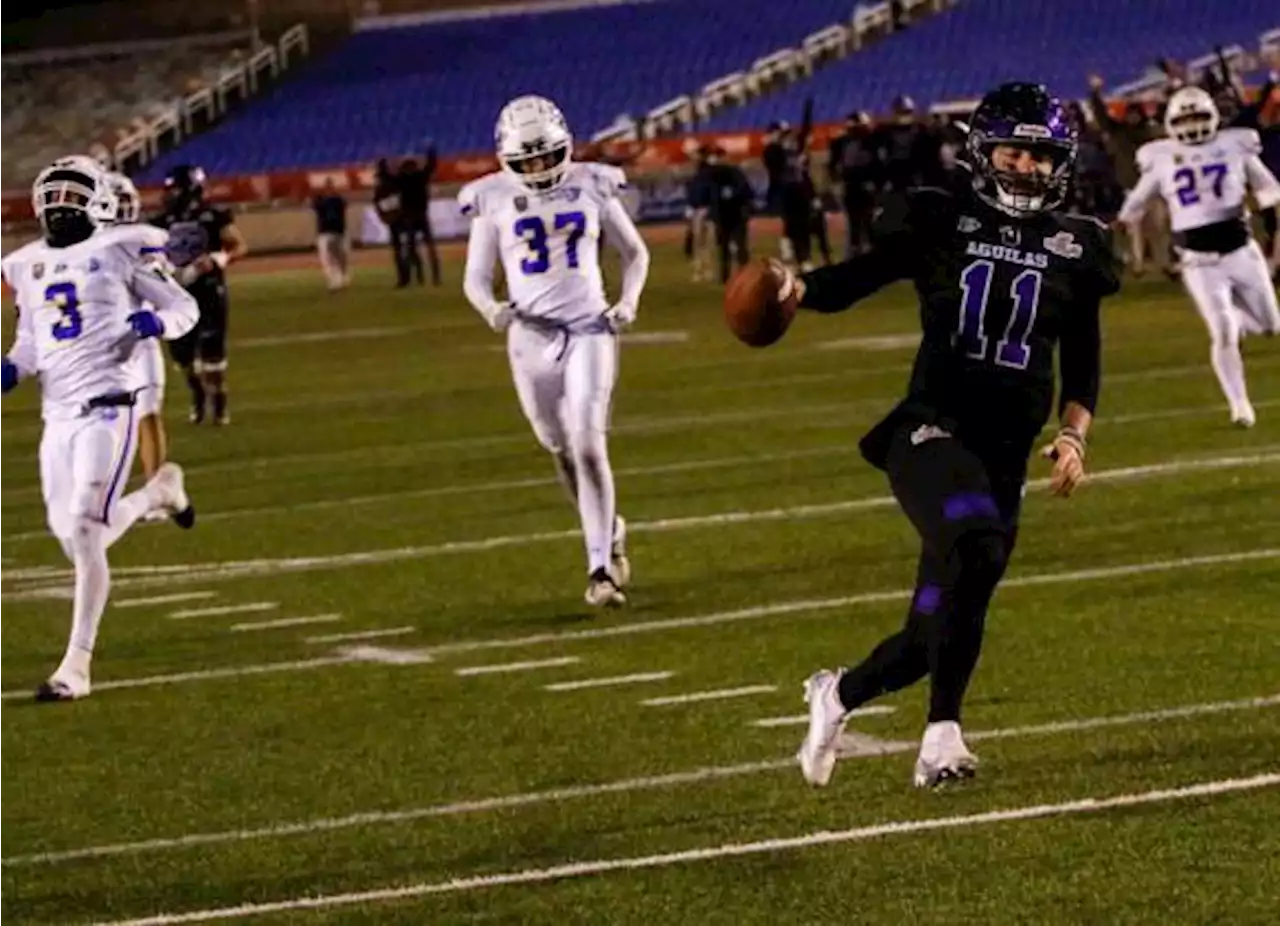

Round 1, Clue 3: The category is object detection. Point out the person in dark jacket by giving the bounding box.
[373,159,405,287]
[396,145,441,287]
[829,111,879,257]
[684,146,715,281]
[706,146,754,283]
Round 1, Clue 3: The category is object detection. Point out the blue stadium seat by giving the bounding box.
[704,0,1278,128]
[138,0,857,179]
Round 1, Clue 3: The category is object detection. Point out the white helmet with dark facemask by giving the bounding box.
[107,172,141,224]
[1164,87,1220,145]
[32,156,117,228]
[495,95,573,191]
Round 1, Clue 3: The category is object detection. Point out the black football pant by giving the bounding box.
[781,204,812,266]
[837,423,1026,724]
[715,218,749,283]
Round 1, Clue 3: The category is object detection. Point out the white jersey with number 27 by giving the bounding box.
[1122,127,1280,233]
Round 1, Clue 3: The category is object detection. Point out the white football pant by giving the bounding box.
[317,232,351,290]
[1180,240,1280,420]
[507,319,619,574]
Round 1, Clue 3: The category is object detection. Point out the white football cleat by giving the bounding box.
[1231,402,1257,428]
[797,669,848,787]
[913,721,978,788]
[35,668,90,703]
[610,515,631,588]
[585,568,626,608]
[149,462,196,528]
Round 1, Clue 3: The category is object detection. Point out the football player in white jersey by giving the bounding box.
[1120,87,1280,427]
[2,156,199,701]
[460,95,651,607]
[106,171,196,527]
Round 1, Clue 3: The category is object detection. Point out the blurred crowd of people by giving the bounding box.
[683,49,1280,283]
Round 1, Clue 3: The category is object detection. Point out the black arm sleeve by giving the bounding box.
[798,193,916,313]
[1058,294,1102,416]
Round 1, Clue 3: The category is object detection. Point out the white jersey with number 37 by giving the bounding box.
[2,224,196,420]
[459,162,631,327]
[1122,128,1280,232]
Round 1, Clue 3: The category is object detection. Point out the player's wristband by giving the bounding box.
[210,251,230,270]
[1055,426,1087,460]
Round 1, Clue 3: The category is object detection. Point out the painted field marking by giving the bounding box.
[8,449,1275,597]
[88,774,1280,924]
[544,672,675,692]
[336,645,434,666]
[229,614,342,633]
[753,705,897,727]
[640,685,778,707]
[193,445,855,526]
[0,657,357,704]
[170,602,279,620]
[7,694,1275,869]
[454,656,581,677]
[116,592,218,609]
[306,627,416,644]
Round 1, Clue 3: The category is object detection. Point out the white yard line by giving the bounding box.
[89,773,1280,924]
[236,326,421,349]
[192,445,855,525]
[753,705,897,727]
[7,449,1275,596]
[170,602,279,620]
[306,626,415,644]
[640,685,778,707]
[454,656,581,677]
[115,592,218,609]
[229,614,342,633]
[545,672,675,692]
[0,656,356,703]
[7,693,1275,869]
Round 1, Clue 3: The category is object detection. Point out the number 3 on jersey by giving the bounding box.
[45,281,83,341]
[515,211,586,275]
[958,260,1040,369]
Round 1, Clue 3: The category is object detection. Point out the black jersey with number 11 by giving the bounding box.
[799,183,1121,466]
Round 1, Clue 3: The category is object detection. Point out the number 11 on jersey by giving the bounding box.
[958,260,1040,370]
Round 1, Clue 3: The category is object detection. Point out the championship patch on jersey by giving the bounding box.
[514,195,528,212]
[32,263,44,280]
[1043,231,1083,259]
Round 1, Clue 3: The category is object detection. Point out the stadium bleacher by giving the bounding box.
[705,0,1280,128]
[2,40,252,185]
[136,0,863,179]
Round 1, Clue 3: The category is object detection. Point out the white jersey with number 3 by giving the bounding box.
[1122,128,1280,232]
[2,224,196,420]
[458,162,631,327]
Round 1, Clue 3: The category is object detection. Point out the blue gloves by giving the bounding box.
[2,357,18,394]
[128,310,165,339]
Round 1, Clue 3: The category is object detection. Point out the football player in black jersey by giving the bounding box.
[152,165,248,425]
[783,83,1121,788]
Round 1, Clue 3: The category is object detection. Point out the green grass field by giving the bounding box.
[3,237,1279,925]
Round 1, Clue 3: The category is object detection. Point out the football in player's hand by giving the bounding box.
[724,259,798,347]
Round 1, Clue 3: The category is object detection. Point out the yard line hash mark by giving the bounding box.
[229,614,342,632]
[7,694,1275,868]
[115,592,217,609]
[169,602,279,620]
[545,672,675,692]
[454,656,581,677]
[641,685,778,706]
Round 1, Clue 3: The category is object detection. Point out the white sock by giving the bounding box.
[102,486,155,549]
[572,439,616,575]
[68,518,111,657]
[1209,340,1251,416]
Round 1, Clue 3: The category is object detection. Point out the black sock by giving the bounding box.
[186,372,205,413]
[836,592,937,711]
[925,535,1005,723]
[212,390,227,420]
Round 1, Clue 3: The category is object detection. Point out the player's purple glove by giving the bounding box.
[128,310,165,339]
[2,357,18,394]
